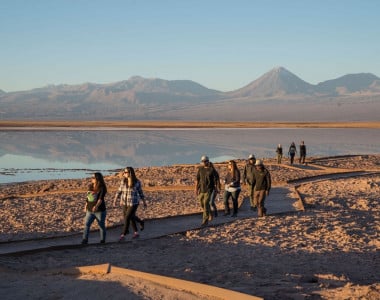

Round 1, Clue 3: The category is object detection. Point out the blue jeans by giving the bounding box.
[209,190,217,213]
[82,210,107,241]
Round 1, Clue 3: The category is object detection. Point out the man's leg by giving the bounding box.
[199,192,210,225]
[249,184,256,210]
[209,190,218,217]
[256,190,267,217]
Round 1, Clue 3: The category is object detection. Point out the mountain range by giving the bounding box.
[1,67,379,121]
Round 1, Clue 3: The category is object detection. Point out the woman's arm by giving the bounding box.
[137,181,147,207]
[113,181,123,206]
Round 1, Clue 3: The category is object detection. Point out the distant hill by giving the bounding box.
[228,67,315,98]
[0,67,379,121]
[369,80,380,93]
[316,73,380,95]
[0,77,224,119]
[1,77,222,104]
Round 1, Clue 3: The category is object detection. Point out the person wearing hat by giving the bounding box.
[195,155,220,226]
[208,160,219,218]
[243,154,257,211]
[252,159,271,217]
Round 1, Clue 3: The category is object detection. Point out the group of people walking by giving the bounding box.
[82,141,306,243]
[195,153,272,227]
[242,155,271,216]
[276,141,307,165]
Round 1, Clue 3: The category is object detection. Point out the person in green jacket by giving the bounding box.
[195,155,220,226]
[252,159,271,217]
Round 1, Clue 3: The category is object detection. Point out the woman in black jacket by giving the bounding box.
[223,160,241,217]
[82,172,107,244]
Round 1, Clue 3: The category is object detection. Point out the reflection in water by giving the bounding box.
[0,128,379,183]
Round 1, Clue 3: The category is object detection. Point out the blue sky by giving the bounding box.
[1,0,379,92]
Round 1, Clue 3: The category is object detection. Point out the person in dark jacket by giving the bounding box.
[82,172,107,244]
[252,159,271,217]
[288,142,297,165]
[208,161,219,217]
[195,155,220,226]
[243,154,256,210]
[276,144,283,164]
[299,141,306,164]
[223,160,241,217]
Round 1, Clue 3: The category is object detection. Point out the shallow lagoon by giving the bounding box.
[1,128,379,183]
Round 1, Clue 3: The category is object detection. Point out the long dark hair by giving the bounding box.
[125,166,138,188]
[228,160,240,179]
[93,172,107,194]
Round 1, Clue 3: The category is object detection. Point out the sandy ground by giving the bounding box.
[0,155,379,299]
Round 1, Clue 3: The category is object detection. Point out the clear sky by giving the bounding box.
[1,0,379,92]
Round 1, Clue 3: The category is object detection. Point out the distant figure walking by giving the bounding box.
[288,142,297,165]
[223,160,241,217]
[276,144,283,164]
[243,154,256,211]
[299,141,306,164]
[252,160,271,217]
[82,172,108,244]
[195,155,220,226]
[114,166,147,241]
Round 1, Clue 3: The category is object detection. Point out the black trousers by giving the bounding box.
[224,189,241,215]
[122,204,142,234]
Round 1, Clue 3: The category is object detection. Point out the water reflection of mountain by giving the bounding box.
[0,130,253,167]
[1,129,380,168]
